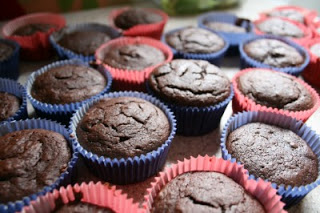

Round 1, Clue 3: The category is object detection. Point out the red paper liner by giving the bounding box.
[21,182,142,213]
[2,13,65,60]
[253,16,313,45]
[95,36,173,91]
[300,38,320,88]
[259,6,315,25]
[109,7,168,40]
[232,68,320,122]
[142,155,286,213]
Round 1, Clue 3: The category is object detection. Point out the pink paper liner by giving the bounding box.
[95,36,173,91]
[21,182,143,213]
[232,68,320,122]
[259,6,315,25]
[142,155,286,213]
[300,38,320,88]
[2,13,66,60]
[109,7,168,40]
[253,16,313,45]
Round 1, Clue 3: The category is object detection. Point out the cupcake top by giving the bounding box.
[267,9,304,23]
[152,171,265,213]
[13,23,56,36]
[0,42,14,61]
[31,64,107,105]
[256,18,304,38]
[0,92,20,121]
[244,38,304,68]
[114,8,163,30]
[76,96,170,159]
[165,27,225,54]
[310,43,320,58]
[204,21,246,33]
[54,199,113,213]
[102,44,166,70]
[57,30,112,56]
[148,59,231,107]
[226,122,318,186]
[237,69,313,111]
[0,129,71,203]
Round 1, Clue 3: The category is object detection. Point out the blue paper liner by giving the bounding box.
[0,39,20,80]
[220,111,320,207]
[161,27,229,66]
[147,82,234,136]
[239,35,310,76]
[0,119,79,213]
[25,59,112,125]
[69,91,176,185]
[0,78,27,124]
[197,12,255,56]
[50,23,121,62]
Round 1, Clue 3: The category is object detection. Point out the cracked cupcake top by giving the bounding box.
[267,9,304,23]
[0,129,71,203]
[244,38,304,68]
[0,92,20,121]
[76,96,170,159]
[165,27,225,54]
[151,171,265,213]
[226,123,318,186]
[31,64,107,105]
[204,21,246,33]
[102,44,166,70]
[114,8,163,30]
[237,69,313,111]
[148,59,231,107]
[256,18,304,38]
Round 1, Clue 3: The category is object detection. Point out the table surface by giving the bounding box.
[6,0,320,212]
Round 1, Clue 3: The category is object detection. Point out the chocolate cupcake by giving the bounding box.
[0,78,27,124]
[232,68,319,121]
[76,96,171,159]
[70,91,176,184]
[148,59,233,135]
[50,23,120,62]
[221,111,320,206]
[163,27,228,65]
[26,59,112,124]
[143,156,286,213]
[0,119,77,213]
[267,9,305,23]
[152,172,265,212]
[102,44,166,71]
[239,35,309,76]
[114,8,163,30]
[0,39,20,80]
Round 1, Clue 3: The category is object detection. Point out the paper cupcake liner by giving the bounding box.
[25,59,112,125]
[305,13,320,37]
[162,27,229,66]
[0,78,28,124]
[109,7,168,40]
[146,82,234,136]
[0,119,79,213]
[50,23,121,63]
[259,6,314,25]
[253,17,312,45]
[20,182,142,213]
[95,36,173,92]
[69,91,177,185]
[142,155,286,213]
[300,39,320,88]
[220,111,320,207]
[232,68,320,122]
[1,13,65,60]
[197,12,255,54]
[239,35,310,76]
[0,39,20,80]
